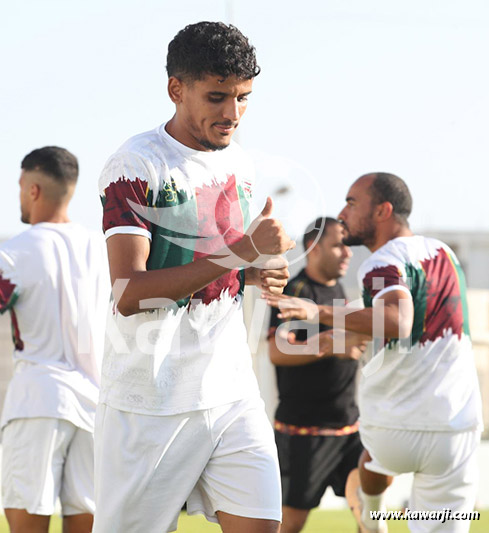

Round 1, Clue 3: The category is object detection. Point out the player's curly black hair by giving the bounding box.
[166,21,260,81]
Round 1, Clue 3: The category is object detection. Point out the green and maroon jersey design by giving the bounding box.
[0,275,18,313]
[0,273,23,350]
[361,237,470,347]
[101,173,251,307]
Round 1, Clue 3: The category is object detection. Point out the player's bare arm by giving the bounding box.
[109,197,295,316]
[266,289,413,339]
[269,330,334,366]
[269,328,366,366]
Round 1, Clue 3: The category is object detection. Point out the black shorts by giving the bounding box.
[275,429,363,510]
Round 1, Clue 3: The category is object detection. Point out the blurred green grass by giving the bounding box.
[0,509,487,532]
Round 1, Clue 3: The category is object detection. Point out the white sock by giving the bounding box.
[360,489,387,530]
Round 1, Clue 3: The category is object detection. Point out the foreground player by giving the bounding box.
[267,173,482,533]
[94,22,294,533]
[268,217,363,533]
[0,147,108,532]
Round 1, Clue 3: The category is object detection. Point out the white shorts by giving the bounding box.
[360,424,481,533]
[1,417,95,516]
[93,397,281,533]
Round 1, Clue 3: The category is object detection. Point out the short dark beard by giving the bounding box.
[342,234,366,246]
[342,218,376,247]
[197,137,229,151]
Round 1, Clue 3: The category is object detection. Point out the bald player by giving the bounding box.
[267,173,482,533]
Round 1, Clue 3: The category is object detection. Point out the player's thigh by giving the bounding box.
[276,431,347,509]
[60,427,95,516]
[93,403,214,533]
[408,430,480,533]
[360,424,419,476]
[217,511,280,533]
[189,398,281,524]
[330,431,364,497]
[1,418,73,515]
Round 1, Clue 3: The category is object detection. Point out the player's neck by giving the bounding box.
[30,204,71,225]
[369,224,413,252]
[165,115,213,152]
[305,265,337,287]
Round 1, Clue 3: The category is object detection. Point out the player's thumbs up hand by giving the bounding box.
[243,197,295,263]
[260,196,273,219]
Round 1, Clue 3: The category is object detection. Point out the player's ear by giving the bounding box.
[304,239,316,258]
[30,182,41,201]
[376,201,393,222]
[168,76,184,104]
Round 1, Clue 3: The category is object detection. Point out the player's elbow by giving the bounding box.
[117,304,134,317]
[268,345,280,366]
[384,318,412,339]
[382,301,413,339]
[116,295,139,317]
[268,340,286,366]
[396,325,412,339]
[398,320,413,339]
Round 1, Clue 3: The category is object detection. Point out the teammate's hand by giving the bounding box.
[259,255,289,295]
[282,330,334,358]
[264,293,320,322]
[327,330,368,360]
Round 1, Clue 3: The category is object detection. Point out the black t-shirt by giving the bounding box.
[268,269,359,428]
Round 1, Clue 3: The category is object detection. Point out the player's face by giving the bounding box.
[19,171,32,224]
[171,74,253,151]
[338,177,377,247]
[315,223,352,279]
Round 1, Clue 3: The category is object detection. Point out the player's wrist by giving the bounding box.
[230,235,260,265]
[244,266,261,286]
[318,305,334,326]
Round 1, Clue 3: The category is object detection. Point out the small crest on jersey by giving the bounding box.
[242,180,252,198]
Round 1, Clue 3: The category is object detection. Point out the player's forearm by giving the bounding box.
[268,340,322,366]
[320,305,408,338]
[244,266,260,286]
[116,237,258,316]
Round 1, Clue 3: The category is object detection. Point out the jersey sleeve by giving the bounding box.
[360,260,411,308]
[99,152,159,240]
[0,251,19,314]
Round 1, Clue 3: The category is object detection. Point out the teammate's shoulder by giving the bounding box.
[0,226,32,254]
[384,235,459,267]
[0,225,55,268]
[0,225,43,248]
[118,125,164,153]
[362,237,409,269]
[415,235,462,268]
[100,131,164,193]
[335,280,348,298]
[62,223,105,244]
[285,271,313,297]
[421,235,453,254]
[105,127,162,168]
[358,247,403,287]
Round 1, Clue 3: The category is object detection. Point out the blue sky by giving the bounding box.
[2,0,489,240]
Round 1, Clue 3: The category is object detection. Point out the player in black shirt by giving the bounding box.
[268,217,364,533]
